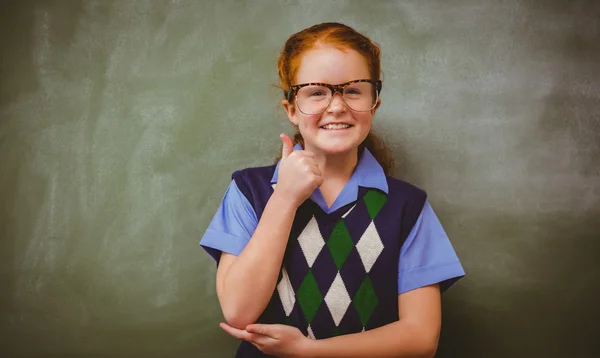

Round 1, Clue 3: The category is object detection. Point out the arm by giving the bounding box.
[302,200,465,357]
[224,284,442,358]
[303,284,441,358]
[222,201,465,357]
[216,134,322,329]
[217,192,297,329]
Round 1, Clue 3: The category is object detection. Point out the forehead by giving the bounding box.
[295,45,370,84]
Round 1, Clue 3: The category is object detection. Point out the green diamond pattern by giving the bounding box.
[327,220,354,270]
[364,189,388,219]
[353,275,379,327]
[296,270,323,324]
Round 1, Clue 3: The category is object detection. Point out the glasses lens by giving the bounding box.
[343,82,377,112]
[296,85,332,115]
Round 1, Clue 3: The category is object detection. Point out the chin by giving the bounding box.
[315,142,358,156]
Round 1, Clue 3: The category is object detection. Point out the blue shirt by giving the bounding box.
[201,145,465,294]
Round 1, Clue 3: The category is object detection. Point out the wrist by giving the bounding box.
[271,188,303,209]
[297,337,320,358]
[270,189,301,212]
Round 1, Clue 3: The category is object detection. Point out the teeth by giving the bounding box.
[322,123,350,130]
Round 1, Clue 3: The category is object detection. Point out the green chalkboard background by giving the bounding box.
[1,1,599,357]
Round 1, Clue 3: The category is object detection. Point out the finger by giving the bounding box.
[246,324,283,339]
[295,155,319,170]
[315,174,324,187]
[299,158,321,174]
[294,150,315,158]
[308,164,322,177]
[304,158,321,170]
[219,323,261,342]
[280,134,293,160]
[219,322,248,339]
[249,342,263,351]
[312,168,324,186]
[297,158,320,173]
[246,324,271,337]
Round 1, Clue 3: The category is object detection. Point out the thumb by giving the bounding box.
[280,133,293,160]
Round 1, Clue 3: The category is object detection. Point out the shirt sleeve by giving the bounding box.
[398,200,465,294]
[199,180,258,264]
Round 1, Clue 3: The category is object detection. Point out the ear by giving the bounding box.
[281,99,298,126]
[371,98,382,114]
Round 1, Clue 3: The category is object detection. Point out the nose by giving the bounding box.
[327,92,347,113]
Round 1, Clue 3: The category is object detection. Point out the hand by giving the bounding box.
[220,322,312,358]
[274,134,323,207]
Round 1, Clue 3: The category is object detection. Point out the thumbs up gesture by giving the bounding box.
[280,133,294,160]
[274,134,323,207]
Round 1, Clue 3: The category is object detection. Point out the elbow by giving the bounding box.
[415,333,439,358]
[218,289,265,330]
[397,322,438,358]
[419,343,438,358]
[221,306,259,330]
[403,341,436,358]
[223,316,253,331]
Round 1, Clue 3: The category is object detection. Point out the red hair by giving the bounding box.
[275,22,394,175]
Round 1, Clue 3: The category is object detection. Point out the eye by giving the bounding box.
[310,90,327,97]
[344,85,364,96]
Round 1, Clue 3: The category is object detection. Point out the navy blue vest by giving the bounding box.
[231,165,426,358]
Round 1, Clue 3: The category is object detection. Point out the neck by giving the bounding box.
[300,144,360,208]
[307,145,359,182]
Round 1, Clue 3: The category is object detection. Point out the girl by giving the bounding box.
[200,22,465,358]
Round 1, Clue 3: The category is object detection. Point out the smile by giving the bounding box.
[320,123,352,130]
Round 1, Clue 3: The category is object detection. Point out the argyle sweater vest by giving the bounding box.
[231,165,427,358]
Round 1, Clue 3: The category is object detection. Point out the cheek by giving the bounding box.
[298,114,321,129]
[354,112,374,126]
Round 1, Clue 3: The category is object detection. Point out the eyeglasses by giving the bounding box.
[286,79,382,115]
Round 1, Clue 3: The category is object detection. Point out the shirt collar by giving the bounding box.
[270,143,388,194]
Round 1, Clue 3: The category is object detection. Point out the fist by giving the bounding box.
[275,134,323,207]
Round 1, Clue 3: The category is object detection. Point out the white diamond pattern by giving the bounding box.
[356,221,384,273]
[324,272,351,326]
[297,216,325,267]
[307,325,315,339]
[277,268,295,316]
[341,203,356,218]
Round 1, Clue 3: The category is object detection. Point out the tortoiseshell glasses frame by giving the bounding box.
[285,79,382,115]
